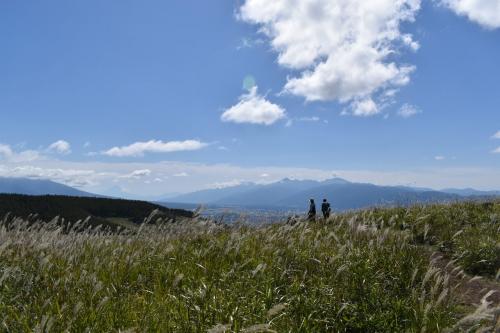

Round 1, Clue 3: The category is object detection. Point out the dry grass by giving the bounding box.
[0,201,499,332]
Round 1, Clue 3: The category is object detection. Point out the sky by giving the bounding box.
[1,0,500,198]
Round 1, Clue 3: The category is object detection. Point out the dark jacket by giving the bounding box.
[309,202,316,215]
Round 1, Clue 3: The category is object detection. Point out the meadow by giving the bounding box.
[0,201,499,332]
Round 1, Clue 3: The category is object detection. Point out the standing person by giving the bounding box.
[308,198,316,221]
[321,199,331,220]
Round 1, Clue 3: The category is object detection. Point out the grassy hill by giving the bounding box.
[0,200,498,331]
[0,194,193,229]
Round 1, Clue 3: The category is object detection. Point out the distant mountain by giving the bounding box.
[441,188,500,196]
[212,178,341,207]
[0,177,100,197]
[169,177,485,211]
[171,182,262,204]
[277,182,460,210]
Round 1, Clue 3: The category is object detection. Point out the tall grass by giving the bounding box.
[352,201,500,276]
[1,201,499,332]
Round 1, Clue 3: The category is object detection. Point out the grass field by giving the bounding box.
[0,201,499,332]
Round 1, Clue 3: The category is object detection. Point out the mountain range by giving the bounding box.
[0,177,498,212]
[168,178,499,211]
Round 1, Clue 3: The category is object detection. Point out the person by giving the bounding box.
[308,198,316,221]
[321,199,331,219]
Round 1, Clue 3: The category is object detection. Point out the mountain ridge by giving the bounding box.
[168,177,499,211]
[0,177,101,197]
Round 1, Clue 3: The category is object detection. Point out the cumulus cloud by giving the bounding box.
[352,98,380,117]
[440,0,500,29]
[397,104,422,118]
[492,130,500,139]
[103,140,208,157]
[0,144,40,163]
[221,86,286,125]
[239,0,420,115]
[48,140,71,154]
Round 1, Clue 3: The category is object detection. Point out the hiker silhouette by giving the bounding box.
[308,198,316,221]
[321,199,331,219]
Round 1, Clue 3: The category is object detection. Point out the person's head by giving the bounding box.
[323,199,327,202]
[310,198,314,203]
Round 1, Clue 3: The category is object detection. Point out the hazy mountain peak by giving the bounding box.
[0,177,100,197]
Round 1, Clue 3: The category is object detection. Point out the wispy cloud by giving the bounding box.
[121,169,152,179]
[103,140,208,157]
[236,37,265,50]
[492,147,500,154]
[434,156,446,161]
[221,86,286,125]
[397,104,421,118]
[0,164,98,187]
[173,172,189,177]
[47,140,72,155]
[297,116,320,122]
[285,116,325,127]
[492,131,500,139]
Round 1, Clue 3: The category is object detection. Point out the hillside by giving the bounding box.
[1,201,498,331]
[0,177,100,197]
[0,194,193,228]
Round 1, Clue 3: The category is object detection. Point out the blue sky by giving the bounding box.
[1,0,499,197]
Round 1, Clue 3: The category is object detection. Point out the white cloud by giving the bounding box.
[208,179,245,189]
[492,130,500,139]
[237,37,265,50]
[297,116,320,122]
[286,116,323,127]
[122,169,152,179]
[0,144,40,163]
[492,147,500,154]
[398,104,421,118]
[103,140,208,157]
[440,0,500,29]
[48,140,71,155]
[435,156,446,161]
[173,172,189,177]
[343,98,380,117]
[221,86,286,125]
[1,165,98,187]
[239,0,420,114]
